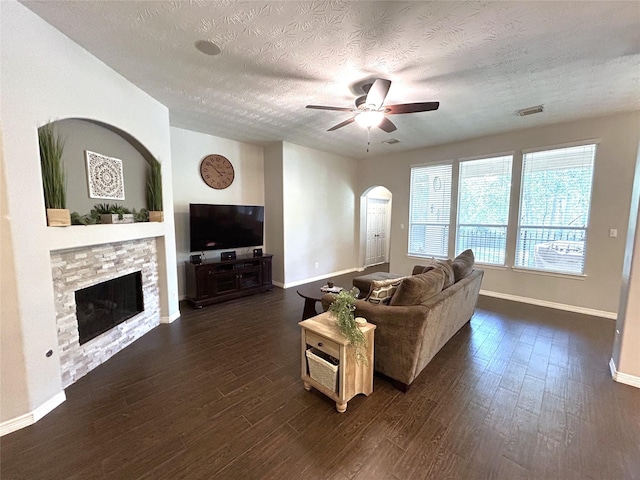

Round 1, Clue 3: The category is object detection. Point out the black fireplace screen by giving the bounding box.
[75,271,144,345]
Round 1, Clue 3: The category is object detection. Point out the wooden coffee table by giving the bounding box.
[296,285,359,320]
[296,284,330,320]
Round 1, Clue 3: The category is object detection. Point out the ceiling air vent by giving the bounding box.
[383,138,400,145]
[516,105,544,117]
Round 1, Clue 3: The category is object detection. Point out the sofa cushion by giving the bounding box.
[438,259,456,288]
[453,249,475,282]
[389,269,445,306]
[421,258,455,289]
[353,272,404,295]
[411,265,427,276]
[367,276,406,304]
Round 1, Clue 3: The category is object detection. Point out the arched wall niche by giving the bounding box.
[40,118,158,216]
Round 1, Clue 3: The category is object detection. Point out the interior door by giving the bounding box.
[365,198,390,266]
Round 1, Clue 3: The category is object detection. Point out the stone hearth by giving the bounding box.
[51,238,160,387]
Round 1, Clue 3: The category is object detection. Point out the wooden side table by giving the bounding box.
[299,312,375,412]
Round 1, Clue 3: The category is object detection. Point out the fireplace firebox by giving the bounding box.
[75,271,144,345]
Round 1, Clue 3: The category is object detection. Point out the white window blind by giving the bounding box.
[457,155,513,265]
[515,144,596,274]
[409,163,452,257]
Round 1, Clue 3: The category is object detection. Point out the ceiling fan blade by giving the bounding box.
[385,102,440,114]
[327,117,356,131]
[306,105,353,112]
[378,117,397,133]
[365,79,391,108]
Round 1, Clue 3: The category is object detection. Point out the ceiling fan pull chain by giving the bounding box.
[367,126,371,153]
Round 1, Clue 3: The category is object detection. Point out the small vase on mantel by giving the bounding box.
[149,211,164,222]
[46,208,71,227]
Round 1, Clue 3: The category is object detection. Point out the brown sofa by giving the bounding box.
[322,250,483,391]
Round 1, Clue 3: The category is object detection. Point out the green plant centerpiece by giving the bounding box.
[71,206,147,225]
[328,288,367,364]
[93,203,134,224]
[146,158,163,222]
[38,123,70,226]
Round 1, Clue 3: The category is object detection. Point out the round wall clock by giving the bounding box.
[200,154,235,190]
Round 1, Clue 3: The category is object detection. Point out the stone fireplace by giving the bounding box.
[51,238,160,388]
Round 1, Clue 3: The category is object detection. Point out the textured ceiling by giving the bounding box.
[20,1,640,159]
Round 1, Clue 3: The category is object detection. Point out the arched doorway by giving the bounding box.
[361,186,392,267]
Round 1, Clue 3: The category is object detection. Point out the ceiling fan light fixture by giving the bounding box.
[355,111,384,128]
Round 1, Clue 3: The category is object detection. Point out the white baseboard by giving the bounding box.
[609,358,640,388]
[160,310,181,324]
[480,289,617,319]
[1,391,66,437]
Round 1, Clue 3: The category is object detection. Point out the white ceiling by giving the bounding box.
[20,1,640,159]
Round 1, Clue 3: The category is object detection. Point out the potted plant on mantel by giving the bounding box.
[94,203,135,224]
[146,158,163,222]
[328,288,368,365]
[39,123,70,227]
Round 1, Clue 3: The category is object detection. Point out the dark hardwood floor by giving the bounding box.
[2,266,639,479]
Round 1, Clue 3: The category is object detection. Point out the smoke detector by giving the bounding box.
[516,105,544,117]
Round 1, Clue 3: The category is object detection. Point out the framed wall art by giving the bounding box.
[85,150,125,200]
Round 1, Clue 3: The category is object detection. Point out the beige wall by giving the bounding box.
[613,139,640,382]
[358,112,640,316]
[264,143,285,285]
[0,131,30,424]
[616,216,640,380]
[281,142,360,286]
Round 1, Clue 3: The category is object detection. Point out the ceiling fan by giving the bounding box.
[306,78,439,133]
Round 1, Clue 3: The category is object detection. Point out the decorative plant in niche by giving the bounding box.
[39,123,70,226]
[93,203,134,224]
[146,158,163,222]
[328,288,367,364]
[71,206,148,225]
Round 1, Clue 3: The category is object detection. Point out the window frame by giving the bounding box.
[408,161,453,259]
[514,142,597,276]
[406,140,598,278]
[455,153,514,266]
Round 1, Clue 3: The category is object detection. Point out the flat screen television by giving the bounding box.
[189,204,264,252]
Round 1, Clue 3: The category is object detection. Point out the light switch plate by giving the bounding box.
[609,228,617,238]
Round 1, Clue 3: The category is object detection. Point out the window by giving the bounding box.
[457,155,513,265]
[515,144,596,274]
[408,163,452,257]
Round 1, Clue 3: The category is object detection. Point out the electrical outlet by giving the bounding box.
[315,262,319,269]
[609,228,617,238]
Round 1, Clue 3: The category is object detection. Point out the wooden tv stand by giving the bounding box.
[185,254,273,308]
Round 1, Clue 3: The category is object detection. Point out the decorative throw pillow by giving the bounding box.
[422,258,455,289]
[411,265,427,276]
[453,249,475,282]
[367,276,407,304]
[389,269,445,306]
